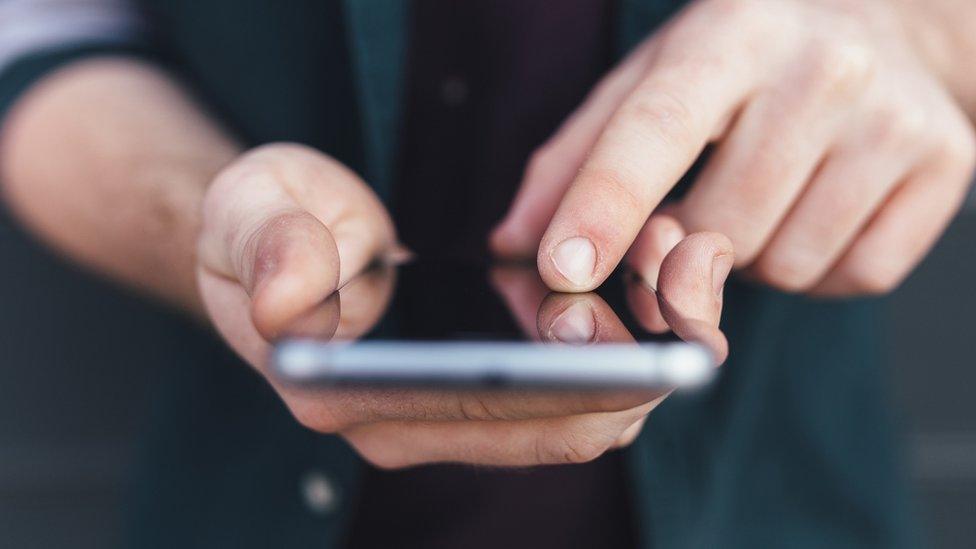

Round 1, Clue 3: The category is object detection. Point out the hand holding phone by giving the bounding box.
[204,232,732,468]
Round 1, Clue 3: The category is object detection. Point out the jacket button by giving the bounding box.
[300,470,339,515]
[440,76,469,107]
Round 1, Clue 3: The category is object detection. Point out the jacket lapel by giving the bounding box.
[342,0,407,202]
[341,0,685,202]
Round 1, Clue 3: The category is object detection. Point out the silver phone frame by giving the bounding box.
[272,340,716,390]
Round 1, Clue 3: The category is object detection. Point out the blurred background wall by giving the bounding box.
[0,190,974,548]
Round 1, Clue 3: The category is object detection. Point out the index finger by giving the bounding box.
[537,22,760,292]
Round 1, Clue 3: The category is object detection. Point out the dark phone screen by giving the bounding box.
[320,259,681,346]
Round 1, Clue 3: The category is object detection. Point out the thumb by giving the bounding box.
[656,232,733,364]
[242,210,341,339]
[199,202,341,340]
[198,144,396,340]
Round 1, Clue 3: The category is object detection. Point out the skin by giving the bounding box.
[2,0,975,467]
[492,0,976,309]
[206,259,728,468]
[0,58,728,467]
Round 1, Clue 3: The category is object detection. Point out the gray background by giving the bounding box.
[1,195,974,548]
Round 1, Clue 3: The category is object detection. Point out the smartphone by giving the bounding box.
[271,260,717,390]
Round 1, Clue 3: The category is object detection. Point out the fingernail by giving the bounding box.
[551,237,596,287]
[712,253,734,297]
[548,301,595,344]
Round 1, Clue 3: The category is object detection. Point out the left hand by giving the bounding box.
[491,0,975,297]
[213,229,732,468]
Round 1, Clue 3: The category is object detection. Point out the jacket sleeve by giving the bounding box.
[0,0,153,125]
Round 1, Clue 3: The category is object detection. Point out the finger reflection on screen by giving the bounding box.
[279,263,397,343]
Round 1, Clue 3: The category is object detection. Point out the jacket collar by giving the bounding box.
[342,0,407,201]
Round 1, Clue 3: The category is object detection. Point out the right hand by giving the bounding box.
[338,230,731,469]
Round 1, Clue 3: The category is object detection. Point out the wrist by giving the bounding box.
[0,57,241,316]
[139,149,238,314]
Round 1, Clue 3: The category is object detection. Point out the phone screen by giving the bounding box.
[340,260,684,341]
[272,259,713,389]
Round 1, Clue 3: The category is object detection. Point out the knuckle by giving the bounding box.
[211,153,282,197]
[746,135,803,182]
[538,428,612,465]
[580,166,646,215]
[869,106,929,151]
[839,257,902,295]
[752,252,821,293]
[938,123,976,174]
[821,178,867,220]
[621,87,697,148]
[237,142,351,191]
[456,394,505,421]
[806,38,876,97]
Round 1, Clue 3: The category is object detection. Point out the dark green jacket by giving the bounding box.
[0,1,918,547]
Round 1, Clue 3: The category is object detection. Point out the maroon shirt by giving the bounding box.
[345,2,638,548]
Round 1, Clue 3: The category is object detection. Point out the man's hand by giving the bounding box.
[340,232,731,468]
[197,143,398,340]
[492,0,976,296]
[206,199,733,468]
